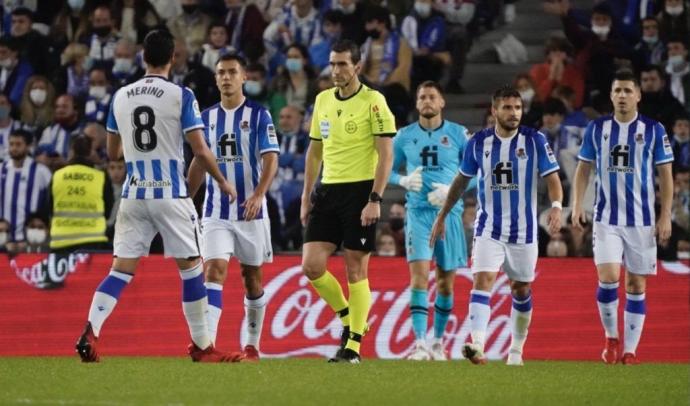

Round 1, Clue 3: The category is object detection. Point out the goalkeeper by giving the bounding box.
[388,81,475,361]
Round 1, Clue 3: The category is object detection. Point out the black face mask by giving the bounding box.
[389,217,404,232]
[93,26,111,37]
[182,5,198,14]
[366,28,381,40]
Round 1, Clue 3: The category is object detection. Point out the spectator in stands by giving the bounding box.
[672,168,690,232]
[170,40,218,110]
[54,43,91,100]
[49,0,91,50]
[376,231,398,256]
[551,85,588,145]
[0,94,26,162]
[0,36,33,108]
[631,17,666,73]
[402,0,451,89]
[381,201,406,256]
[263,0,322,69]
[540,97,569,161]
[665,38,690,113]
[19,75,55,132]
[84,68,112,125]
[10,7,55,76]
[36,94,83,170]
[671,115,690,172]
[81,6,120,71]
[112,0,164,45]
[244,63,280,116]
[545,230,568,257]
[435,0,476,94]
[530,36,584,108]
[82,122,107,168]
[566,213,593,257]
[24,214,49,253]
[197,23,236,73]
[0,129,52,254]
[658,0,689,43]
[223,0,268,64]
[167,0,211,55]
[309,10,344,72]
[514,72,542,128]
[362,6,413,125]
[0,218,9,253]
[106,155,125,240]
[639,64,686,130]
[269,44,318,112]
[250,0,288,22]
[111,39,144,88]
[331,0,366,44]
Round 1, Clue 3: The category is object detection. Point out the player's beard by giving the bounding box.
[497,115,520,132]
[420,110,438,120]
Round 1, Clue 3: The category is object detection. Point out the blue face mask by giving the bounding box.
[244,80,263,96]
[68,0,85,10]
[0,105,10,120]
[285,58,303,73]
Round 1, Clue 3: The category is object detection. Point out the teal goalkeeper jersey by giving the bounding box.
[389,120,475,213]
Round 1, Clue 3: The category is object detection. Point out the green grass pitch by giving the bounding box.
[1,358,687,405]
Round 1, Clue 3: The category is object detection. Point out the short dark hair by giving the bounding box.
[11,7,33,20]
[542,97,567,116]
[416,80,444,97]
[9,129,32,145]
[592,3,612,18]
[246,63,266,75]
[364,6,392,29]
[673,114,690,124]
[216,53,247,69]
[331,39,361,64]
[324,10,345,25]
[492,85,522,106]
[544,36,573,56]
[143,29,175,68]
[0,36,19,52]
[640,64,665,78]
[612,69,639,87]
[71,135,92,158]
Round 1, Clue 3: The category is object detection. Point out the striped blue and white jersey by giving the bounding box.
[0,157,51,241]
[578,114,674,226]
[37,123,83,159]
[460,126,560,244]
[106,75,204,199]
[201,99,279,221]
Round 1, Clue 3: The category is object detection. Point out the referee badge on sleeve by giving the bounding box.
[320,121,330,139]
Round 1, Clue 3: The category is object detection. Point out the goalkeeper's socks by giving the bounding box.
[205,282,223,344]
[180,262,211,350]
[433,293,453,339]
[88,269,133,336]
[410,288,428,340]
[468,289,491,349]
[345,279,371,353]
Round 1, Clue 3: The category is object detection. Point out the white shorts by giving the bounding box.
[593,222,657,275]
[471,236,538,282]
[201,217,273,266]
[114,198,201,259]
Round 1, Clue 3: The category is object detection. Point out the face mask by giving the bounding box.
[414,2,432,18]
[0,231,7,246]
[0,58,13,69]
[89,86,107,100]
[244,80,263,96]
[377,249,396,257]
[285,58,303,73]
[665,5,684,16]
[26,228,47,244]
[113,58,134,74]
[93,26,111,37]
[519,88,535,103]
[182,4,198,14]
[0,105,10,120]
[366,28,381,40]
[388,217,404,232]
[642,35,658,45]
[339,3,356,14]
[543,123,561,134]
[591,24,610,38]
[668,54,686,68]
[68,0,85,10]
[30,88,47,105]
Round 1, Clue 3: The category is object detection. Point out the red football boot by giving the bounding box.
[601,337,620,364]
[188,343,245,363]
[621,353,640,365]
[75,322,100,363]
[242,345,260,361]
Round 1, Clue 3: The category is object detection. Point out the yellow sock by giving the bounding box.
[310,271,349,326]
[345,279,371,353]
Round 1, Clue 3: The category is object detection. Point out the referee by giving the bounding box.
[300,40,396,363]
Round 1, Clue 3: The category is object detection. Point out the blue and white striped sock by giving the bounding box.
[180,262,210,350]
[410,288,428,341]
[205,282,223,344]
[469,289,491,350]
[88,269,133,337]
[624,292,646,355]
[597,281,620,339]
[510,291,533,354]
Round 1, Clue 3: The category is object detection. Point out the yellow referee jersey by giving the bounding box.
[309,84,396,184]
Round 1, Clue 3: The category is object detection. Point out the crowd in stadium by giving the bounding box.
[0,0,687,260]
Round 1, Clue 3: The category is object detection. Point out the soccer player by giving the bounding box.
[300,39,396,363]
[571,69,674,365]
[187,53,279,361]
[75,30,242,363]
[430,85,563,366]
[389,80,474,361]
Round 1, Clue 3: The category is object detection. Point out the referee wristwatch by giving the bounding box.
[369,192,383,203]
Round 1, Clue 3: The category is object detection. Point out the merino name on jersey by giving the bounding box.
[125,85,164,98]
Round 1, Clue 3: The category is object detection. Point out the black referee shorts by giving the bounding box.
[304,180,376,252]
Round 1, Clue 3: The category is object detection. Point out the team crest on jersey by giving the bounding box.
[440,135,450,147]
[241,120,250,131]
[345,121,357,134]
[320,120,330,139]
[516,148,527,159]
[635,133,645,144]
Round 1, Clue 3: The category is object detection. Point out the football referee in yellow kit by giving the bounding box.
[299,39,396,363]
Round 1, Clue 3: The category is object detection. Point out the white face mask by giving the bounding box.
[113,58,134,74]
[414,1,432,18]
[26,228,47,244]
[668,54,687,69]
[591,24,610,38]
[0,57,13,69]
[665,5,684,16]
[642,35,658,44]
[377,249,396,257]
[338,3,356,14]
[0,231,7,246]
[244,80,263,96]
[519,88,535,103]
[30,88,47,105]
[89,85,107,100]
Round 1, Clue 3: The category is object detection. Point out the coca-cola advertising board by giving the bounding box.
[1,254,688,362]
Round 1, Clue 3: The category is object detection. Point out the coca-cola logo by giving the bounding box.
[12,252,90,289]
[240,265,519,359]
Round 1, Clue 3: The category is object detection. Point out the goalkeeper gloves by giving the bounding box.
[399,166,423,192]
[427,182,450,207]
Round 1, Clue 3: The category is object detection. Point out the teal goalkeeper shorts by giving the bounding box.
[405,207,468,271]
